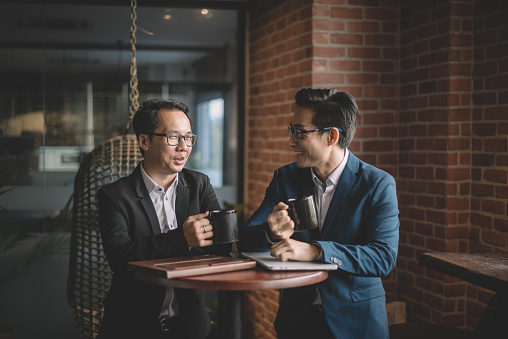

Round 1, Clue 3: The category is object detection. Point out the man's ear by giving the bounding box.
[328,127,340,146]
[138,134,150,152]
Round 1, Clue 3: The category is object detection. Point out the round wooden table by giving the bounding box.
[133,267,328,339]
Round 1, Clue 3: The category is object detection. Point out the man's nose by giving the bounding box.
[288,135,297,147]
[176,136,188,149]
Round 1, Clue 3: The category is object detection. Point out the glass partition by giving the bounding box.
[0,2,242,337]
[0,2,240,229]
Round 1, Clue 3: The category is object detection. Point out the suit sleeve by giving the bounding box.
[316,175,399,278]
[238,169,281,252]
[98,186,192,272]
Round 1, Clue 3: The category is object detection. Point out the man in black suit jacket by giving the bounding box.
[98,99,230,339]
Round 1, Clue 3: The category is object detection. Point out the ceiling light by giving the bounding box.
[163,14,171,20]
[201,9,209,15]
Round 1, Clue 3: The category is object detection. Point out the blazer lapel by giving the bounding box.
[175,173,189,228]
[133,164,161,235]
[320,153,360,238]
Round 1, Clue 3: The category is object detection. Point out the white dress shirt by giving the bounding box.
[140,164,179,318]
[311,149,349,231]
[311,148,349,304]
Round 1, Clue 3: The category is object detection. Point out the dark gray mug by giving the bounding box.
[287,195,319,232]
[208,209,239,243]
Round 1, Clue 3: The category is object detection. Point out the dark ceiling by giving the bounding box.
[0,1,244,74]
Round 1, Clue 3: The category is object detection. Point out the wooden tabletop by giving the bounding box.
[132,267,329,291]
[419,252,508,292]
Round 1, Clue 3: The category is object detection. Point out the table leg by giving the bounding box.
[218,290,243,339]
[474,292,508,338]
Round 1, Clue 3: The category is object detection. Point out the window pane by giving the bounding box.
[192,98,224,187]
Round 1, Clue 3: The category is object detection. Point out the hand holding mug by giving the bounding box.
[267,202,295,241]
[183,211,214,248]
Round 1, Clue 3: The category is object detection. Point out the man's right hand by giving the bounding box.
[267,202,294,241]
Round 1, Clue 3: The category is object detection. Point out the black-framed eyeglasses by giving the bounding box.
[149,132,197,146]
[287,126,344,139]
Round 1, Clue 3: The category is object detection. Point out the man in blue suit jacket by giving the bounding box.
[98,99,230,339]
[239,88,399,339]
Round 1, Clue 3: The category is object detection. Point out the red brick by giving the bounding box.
[330,33,363,45]
[486,74,508,90]
[482,200,506,215]
[328,60,361,71]
[365,7,397,21]
[313,46,346,58]
[494,218,508,232]
[446,226,469,239]
[348,47,381,59]
[347,73,378,84]
[312,4,329,17]
[484,169,508,184]
[348,21,380,33]
[311,72,345,84]
[472,123,496,136]
[312,32,330,44]
[330,7,363,19]
[449,79,472,92]
[481,230,507,246]
[365,34,397,46]
[473,61,498,76]
[313,18,346,31]
[363,60,395,72]
[364,86,395,97]
[447,198,469,210]
[484,139,508,152]
[448,138,470,150]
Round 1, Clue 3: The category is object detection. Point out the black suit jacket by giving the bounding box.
[97,163,230,339]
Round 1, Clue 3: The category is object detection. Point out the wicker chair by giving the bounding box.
[67,135,142,339]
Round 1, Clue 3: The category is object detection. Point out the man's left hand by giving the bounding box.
[182,211,214,248]
[270,238,320,262]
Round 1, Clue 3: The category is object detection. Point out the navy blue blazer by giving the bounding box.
[239,152,399,339]
[98,163,230,339]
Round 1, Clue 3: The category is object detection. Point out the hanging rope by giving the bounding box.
[125,0,139,134]
[68,2,143,337]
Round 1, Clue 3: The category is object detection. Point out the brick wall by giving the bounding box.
[467,0,508,329]
[397,0,508,330]
[244,0,508,337]
[245,1,313,338]
[397,0,474,327]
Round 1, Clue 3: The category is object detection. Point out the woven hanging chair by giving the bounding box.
[67,1,143,337]
[67,135,142,338]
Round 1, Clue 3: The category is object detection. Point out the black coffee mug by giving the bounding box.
[208,209,239,243]
[286,195,319,232]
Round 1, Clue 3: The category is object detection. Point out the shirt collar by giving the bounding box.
[140,161,178,193]
[311,148,349,188]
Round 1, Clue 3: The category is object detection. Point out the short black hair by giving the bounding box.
[294,88,358,149]
[132,98,192,155]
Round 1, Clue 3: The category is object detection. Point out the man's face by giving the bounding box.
[140,109,193,177]
[289,107,332,171]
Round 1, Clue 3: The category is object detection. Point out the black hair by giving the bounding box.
[132,98,192,155]
[294,88,358,148]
